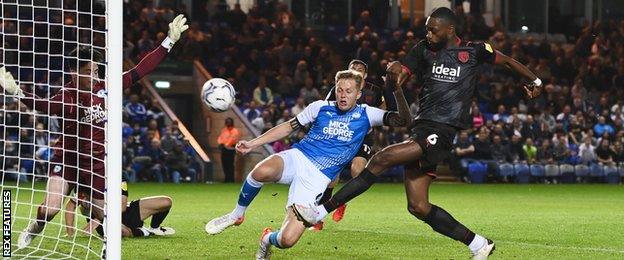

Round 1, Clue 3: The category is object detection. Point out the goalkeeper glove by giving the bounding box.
[162,14,189,51]
[0,66,24,97]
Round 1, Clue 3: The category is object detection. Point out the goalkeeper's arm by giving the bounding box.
[0,66,66,115]
[122,14,189,88]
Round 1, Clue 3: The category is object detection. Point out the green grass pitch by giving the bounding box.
[6,183,624,259]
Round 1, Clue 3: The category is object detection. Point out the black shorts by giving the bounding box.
[408,120,457,177]
[122,200,143,229]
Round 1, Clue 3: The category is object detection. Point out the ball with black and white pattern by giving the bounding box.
[201,78,236,112]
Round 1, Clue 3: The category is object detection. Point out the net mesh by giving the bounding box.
[1,0,110,258]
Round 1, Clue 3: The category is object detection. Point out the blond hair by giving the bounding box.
[334,69,364,89]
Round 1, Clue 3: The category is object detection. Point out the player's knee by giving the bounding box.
[369,151,394,170]
[407,201,430,219]
[250,166,275,182]
[161,196,173,209]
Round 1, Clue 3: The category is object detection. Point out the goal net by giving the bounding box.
[1,0,121,259]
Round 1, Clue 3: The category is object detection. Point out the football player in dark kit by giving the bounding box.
[311,59,385,230]
[294,7,542,259]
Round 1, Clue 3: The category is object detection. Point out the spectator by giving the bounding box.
[452,131,475,180]
[522,138,538,164]
[147,99,165,127]
[252,110,274,133]
[275,66,295,97]
[553,136,571,162]
[243,101,261,122]
[472,127,492,160]
[508,135,526,162]
[595,139,616,166]
[275,110,292,125]
[165,143,197,183]
[471,106,485,130]
[217,118,241,183]
[125,94,148,125]
[537,139,555,164]
[594,116,615,137]
[492,105,508,123]
[490,135,510,163]
[299,76,320,105]
[290,97,305,116]
[134,139,165,182]
[252,76,274,106]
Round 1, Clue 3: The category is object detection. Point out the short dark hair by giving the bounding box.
[348,59,368,73]
[66,46,104,72]
[430,7,457,28]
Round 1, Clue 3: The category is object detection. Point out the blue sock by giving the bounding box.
[269,231,284,248]
[237,176,262,206]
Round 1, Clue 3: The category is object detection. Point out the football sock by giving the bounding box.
[268,231,284,248]
[131,227,150,237]
[323,169,377,213]
[232,175,263,219]
[318,187,333,204]
[422,204,476,246]
[150,209,170,228]
[468,234,488,253]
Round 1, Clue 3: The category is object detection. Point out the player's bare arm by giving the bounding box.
[236,119,298,155]
[494,51,542,98]
[384,61,414,127]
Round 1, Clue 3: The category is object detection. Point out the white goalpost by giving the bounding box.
[1,0,121,259]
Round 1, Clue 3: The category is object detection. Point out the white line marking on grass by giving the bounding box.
[337,228,624,254]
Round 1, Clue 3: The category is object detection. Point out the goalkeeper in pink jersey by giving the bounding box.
[0,15,188,249]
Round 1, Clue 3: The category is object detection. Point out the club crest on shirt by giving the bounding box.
[458,51,469,63]
[96,89,107,98]
[352,112,361,119]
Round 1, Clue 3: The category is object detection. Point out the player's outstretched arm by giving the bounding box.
[236,119,298,154]
[384,61,413,127]
[122,14,189,88]
[0,66,24,97]
[1,66,66,114]
[494,51,542,98]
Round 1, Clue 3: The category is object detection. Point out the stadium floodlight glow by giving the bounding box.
[155,81,171,89]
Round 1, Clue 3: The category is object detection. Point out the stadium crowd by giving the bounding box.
[3,0,623,183]
[105,1,624,183]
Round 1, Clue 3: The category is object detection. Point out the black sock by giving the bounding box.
[318,187,333,205]
[422,204,475,246]
[323,169,377,213]
[131,228,149,237]
[150,209,170,228]
[95,224,104,237]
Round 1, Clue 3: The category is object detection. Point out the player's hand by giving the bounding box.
[386,61,409,88]
[523,79,542,99]
[0,66,24,97]
[235,140,255,155]
[168,14,189,43]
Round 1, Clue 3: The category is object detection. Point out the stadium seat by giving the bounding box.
[529,164,545,183]
[468,162,488,184]
[498,163,515,177]
[544,164,559,177]
[559,164,576,184]
[529,164,545,177]
[589,164,605,183]
[515,163,530,184]
[604,165,620,184]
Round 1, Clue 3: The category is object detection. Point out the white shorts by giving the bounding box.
[276,148,331,207]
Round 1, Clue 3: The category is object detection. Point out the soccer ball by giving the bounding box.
[201,78,236,112]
